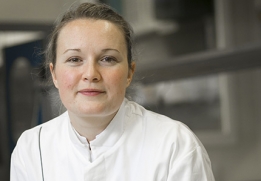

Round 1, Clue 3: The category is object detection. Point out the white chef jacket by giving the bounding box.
[11,98,215,181]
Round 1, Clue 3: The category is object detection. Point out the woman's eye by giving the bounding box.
[67,57,82,63]
[100,56,117,64]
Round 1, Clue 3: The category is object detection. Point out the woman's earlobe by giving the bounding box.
[126,62,136,86]
[127,78,131,84]
[49,63,59,88]
[129,62,136,78]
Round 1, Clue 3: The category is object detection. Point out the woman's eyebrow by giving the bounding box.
[63,48,81,54]
[101,48,120,53]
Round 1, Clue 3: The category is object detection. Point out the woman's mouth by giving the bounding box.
[78,89,106,96]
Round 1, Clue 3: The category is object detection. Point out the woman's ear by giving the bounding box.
[49,63,59,88]
[127,62,136,87]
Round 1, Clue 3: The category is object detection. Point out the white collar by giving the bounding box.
[68,98,127,148]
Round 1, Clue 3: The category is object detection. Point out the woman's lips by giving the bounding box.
[78,89,105,96]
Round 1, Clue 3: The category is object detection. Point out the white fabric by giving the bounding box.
[11,99,215,181]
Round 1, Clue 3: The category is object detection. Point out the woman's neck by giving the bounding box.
[68,111,117,142]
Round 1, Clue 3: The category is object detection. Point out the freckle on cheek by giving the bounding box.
[60,71,75,89]
[65,82,72,89]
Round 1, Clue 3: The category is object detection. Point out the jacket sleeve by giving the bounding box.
[10,144,28,181]
[167,145,215,181]
[10,129,41,181]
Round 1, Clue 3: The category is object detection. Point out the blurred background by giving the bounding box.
[0,0,261,180]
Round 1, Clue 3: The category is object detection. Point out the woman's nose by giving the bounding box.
[82,62,101,82]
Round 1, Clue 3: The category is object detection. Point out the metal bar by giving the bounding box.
[134,43,261,84]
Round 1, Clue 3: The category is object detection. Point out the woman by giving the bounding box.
[11,2,215,181]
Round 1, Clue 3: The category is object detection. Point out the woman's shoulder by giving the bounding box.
[127,99,187,127]
[16,111,69,145]
[126,99,202,146]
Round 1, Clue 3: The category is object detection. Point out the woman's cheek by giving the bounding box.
[58,69,77,90]
[111,71,129,91]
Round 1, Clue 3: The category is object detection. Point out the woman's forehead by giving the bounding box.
[61,18,123,36]
[60,19,123,40]
[57,19,127,55]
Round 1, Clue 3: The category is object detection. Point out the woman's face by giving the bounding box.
[50,19,135,119]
